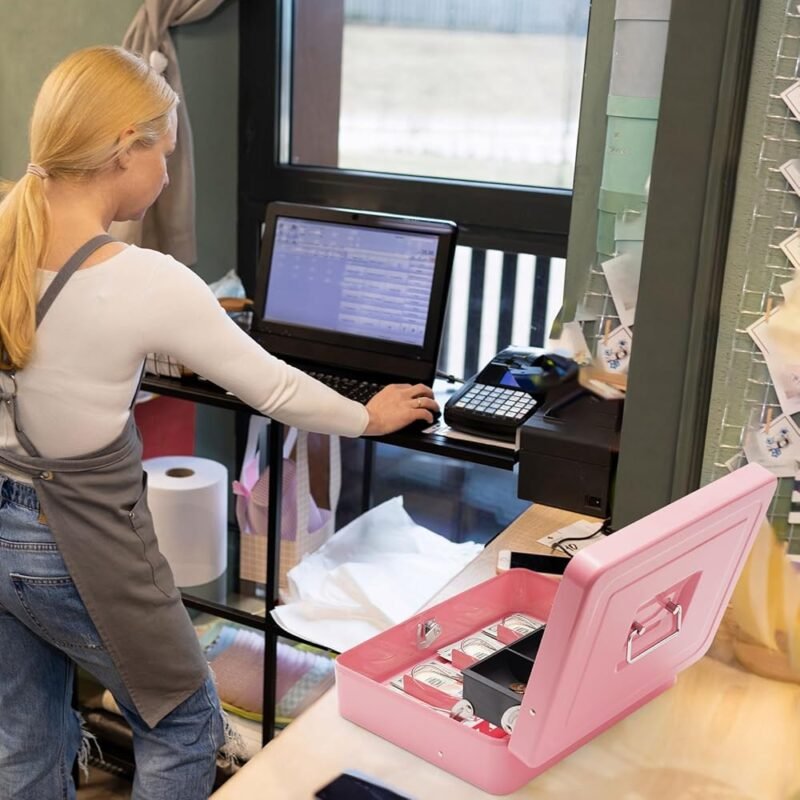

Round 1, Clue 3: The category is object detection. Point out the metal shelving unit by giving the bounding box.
[139,373,516,746]
[142,374,517,471]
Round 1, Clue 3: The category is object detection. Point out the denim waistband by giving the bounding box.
[0,475,40,512]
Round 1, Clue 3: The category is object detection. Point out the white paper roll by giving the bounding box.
[143,456,228,587]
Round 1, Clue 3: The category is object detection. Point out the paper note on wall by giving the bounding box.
[781,80,800,124]
[743,413,800,477]
[596,325,633,374]
[601,253,641,328]
[780,230,800,271]
[780,159,800,197]
[747,311,800,416]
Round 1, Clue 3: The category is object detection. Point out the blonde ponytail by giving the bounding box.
[0,45,178,370]
[0,172,50,369]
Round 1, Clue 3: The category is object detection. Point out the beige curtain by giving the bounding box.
[110,0,227,266]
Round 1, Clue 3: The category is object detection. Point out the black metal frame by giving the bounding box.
[236,0,574,296]
[140,373,515,745]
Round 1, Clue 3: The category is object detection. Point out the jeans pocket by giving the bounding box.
[11,572,105,652]
[127,474,176,598]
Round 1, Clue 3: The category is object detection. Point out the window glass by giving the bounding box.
[442,246,565,380]
[288,0,590,189]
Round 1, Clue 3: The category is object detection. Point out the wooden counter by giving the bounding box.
[212,504,800,800]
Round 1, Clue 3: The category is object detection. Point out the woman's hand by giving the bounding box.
[363,383,439,435]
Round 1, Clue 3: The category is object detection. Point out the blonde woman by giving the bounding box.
[0,46,437,800]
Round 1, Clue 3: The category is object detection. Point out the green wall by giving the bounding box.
[172,1,239,285]
[0,0,239,281]
[0,1,142,176]
[0,0,240,471]
[171,2,240,470]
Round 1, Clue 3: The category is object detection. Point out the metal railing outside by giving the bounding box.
[439,245,565,381]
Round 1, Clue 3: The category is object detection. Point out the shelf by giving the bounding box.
[142,373,250,412]
[181,589,340,652]
[377,427,516,470]
[141,370,515,747]
[141,373,517,470]
[182,591,267,629]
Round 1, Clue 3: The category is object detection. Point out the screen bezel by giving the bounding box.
[252,202,457,383]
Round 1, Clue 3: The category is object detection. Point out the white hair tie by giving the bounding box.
[26,163,48,179]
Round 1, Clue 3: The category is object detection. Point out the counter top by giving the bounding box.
[212,504,800,800]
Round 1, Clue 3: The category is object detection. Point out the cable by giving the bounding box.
[435,370,464,384]
[550,517,614,558]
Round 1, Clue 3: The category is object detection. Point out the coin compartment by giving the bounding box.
[461,627,545,727]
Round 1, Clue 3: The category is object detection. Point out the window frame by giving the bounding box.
[237,0,580,296]
[611,0,760,527]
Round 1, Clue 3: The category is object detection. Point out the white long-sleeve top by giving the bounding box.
[0,246,369,482]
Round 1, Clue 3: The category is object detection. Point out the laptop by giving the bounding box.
[251,202,457,404]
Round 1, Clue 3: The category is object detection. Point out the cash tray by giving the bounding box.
[335,464,776,795]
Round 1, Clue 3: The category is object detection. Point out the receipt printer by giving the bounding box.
[517,384,623,517]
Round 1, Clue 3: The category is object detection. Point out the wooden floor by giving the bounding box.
[76,767,131,799]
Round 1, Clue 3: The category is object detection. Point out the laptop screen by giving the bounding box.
[263,217,438,347]
[252,203,457,384]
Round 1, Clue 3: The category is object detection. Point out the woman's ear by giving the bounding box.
[116,127,138,170]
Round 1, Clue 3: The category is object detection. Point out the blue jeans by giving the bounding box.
[0,475,225,800]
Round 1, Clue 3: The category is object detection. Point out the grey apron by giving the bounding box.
[0,235,207,728]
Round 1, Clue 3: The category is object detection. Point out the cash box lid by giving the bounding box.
[508,463,776,768]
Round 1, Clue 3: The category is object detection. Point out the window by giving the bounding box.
[287,0,589,190]
[238,0,591,542]
[239,0,588,261]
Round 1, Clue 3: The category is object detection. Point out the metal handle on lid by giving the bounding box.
[626,601,682,664]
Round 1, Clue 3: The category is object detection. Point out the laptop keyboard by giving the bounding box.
[307,371,385,404]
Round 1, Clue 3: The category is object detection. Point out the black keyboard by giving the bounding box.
[307,371,384,404]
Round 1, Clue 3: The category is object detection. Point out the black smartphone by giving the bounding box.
[496,549,569,575]
[314,770,413,800]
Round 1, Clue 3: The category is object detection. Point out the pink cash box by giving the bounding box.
[336,464,776,795]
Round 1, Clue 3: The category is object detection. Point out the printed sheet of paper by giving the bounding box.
[782,80,800,124]
[780,230,800,271]
[596,325,633,374]
[601,253,641,328]
[780,159,800,197]
[743,413,800,477]
[747,310,800,416]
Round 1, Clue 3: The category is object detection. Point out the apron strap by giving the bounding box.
[5,234,117,458]
[36,234,115,328]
